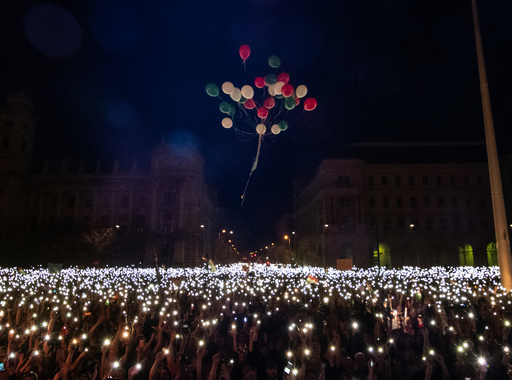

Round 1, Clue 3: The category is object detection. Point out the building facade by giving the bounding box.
[0,94,218,267]
[294,142,499,268]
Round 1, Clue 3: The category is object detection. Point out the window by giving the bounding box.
[396,197,403,208]
[340,216,350,230]
[422,176,428,186]
[453,217,461,230]
[369,218,377,231]
[382,197,389,208]
[68,195,76,208]
[410,197,417,209]
[466,199,472,209]
[100,215,109,228]
[467,217,475,230]
[439,218,447,230]
[47,216,56,232]
[103,195,111,208]
[368,176,374,186]
[85,195,93,208]
[369,198,376,208]
[450,175,456,186]
[50,195,58,208]
[22,139,26,152]
[136,215,146,233]
[164,192,176,206]
[139,194,147,207]
[464,175,469,185]
[382,176,388,186]
[33,195,40,208]
[425,218,433,231]
[3,136,10,149]
[29,215,38,233]
[336,176,350,187]
[121,195,129,208]
[451,197,458,208]
[397,218,405,230]
[438,197,445,207]
[436,176,442,186]
[119,215,128,232]
[383,217,391,230]
[163,216,174,233]
[395,176,401,186]
[424,197,430,208]
[409,176,415,186]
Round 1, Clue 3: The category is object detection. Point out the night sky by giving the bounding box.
[1,0,512,251]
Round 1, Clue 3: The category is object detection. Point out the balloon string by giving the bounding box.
[240,134,263,207]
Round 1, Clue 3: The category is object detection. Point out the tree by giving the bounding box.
[82,228,116,262]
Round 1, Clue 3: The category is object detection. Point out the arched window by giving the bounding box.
[374,243,391,268]
[136,215,146,233]
[487,242,498,266]
[459,244,474,266]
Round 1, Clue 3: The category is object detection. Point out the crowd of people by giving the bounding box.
[0,264,511,380]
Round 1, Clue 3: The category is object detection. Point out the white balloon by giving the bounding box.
[256,124,266,135]
[222,82,234,94]
[271,124,280,135]
[274,81,285,95]
[296,85,308,98]
[268,84,276,97]
[222,118,233,129]
[241,85,254,99]
[230,88,241,102]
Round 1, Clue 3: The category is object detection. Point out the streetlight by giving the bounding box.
[284,235,290,250]
[200,225,204,259]
[292,231,297,263]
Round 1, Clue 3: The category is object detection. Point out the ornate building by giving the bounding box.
[293,142,500,268]
[0,94,218,267]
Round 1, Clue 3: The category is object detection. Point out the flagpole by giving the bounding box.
[471,0,512,290]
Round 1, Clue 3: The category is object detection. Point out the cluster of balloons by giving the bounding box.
[206,45,317,205]
[206,45,317,136]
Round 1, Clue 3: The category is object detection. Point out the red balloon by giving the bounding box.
[304,98,317,111]
[257,107,269,119]
[281,84,294,97]
[277,73,290,84]
[264,97,275,109]
[295,97,300,106]
[254,77,265,88]
[244,99,256,109]
[239,45,251,61]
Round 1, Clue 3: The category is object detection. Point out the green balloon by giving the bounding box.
[275,94,283,99]
[206,83,219,97]
[219,101,231,114]
[284,96,295,110]
[264,74,277,86]
[239,96,247,104]
[268,55,281,68]
[278,120,288,131]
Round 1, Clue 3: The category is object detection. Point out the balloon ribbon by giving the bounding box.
[240,134,263,207]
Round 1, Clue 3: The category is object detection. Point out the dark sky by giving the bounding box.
[1,0,512,252]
